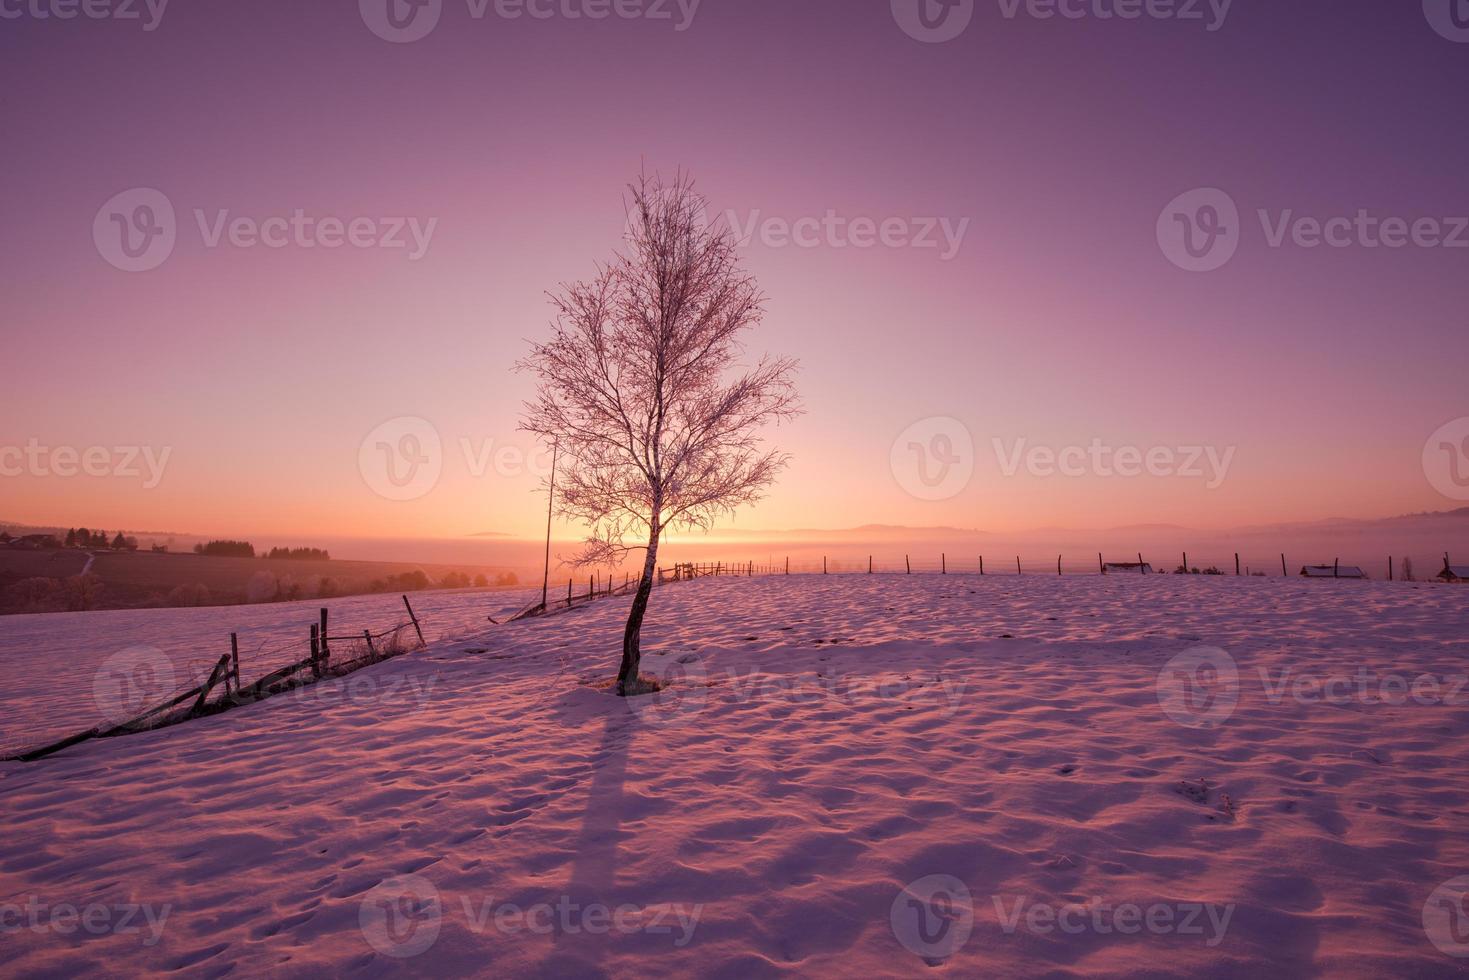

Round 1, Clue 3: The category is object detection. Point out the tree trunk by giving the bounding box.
[616,523,661,696]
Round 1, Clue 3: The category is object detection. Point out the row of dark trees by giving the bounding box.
[193,540,256,558]
[265,546,331,560]
[63,528,138,551]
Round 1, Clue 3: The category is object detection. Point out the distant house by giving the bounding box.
[9,534,61,550]
[1437,558,1469,583]
[1300,564,1367,579]
[1102,561,1153,575]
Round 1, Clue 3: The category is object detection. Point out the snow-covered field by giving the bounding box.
[1,574,1468,977]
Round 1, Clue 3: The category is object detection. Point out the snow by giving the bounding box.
[2,574,1468,977]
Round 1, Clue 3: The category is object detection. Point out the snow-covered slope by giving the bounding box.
[1,574,1467,977]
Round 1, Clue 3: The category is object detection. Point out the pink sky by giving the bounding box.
[3,1,1467,542]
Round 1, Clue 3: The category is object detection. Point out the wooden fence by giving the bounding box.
[4,596,428,763]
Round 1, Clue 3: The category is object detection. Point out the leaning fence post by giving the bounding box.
[364,629,376,659]
[401,595,426,646]
[229,633,240,696]
[1138,552,1145,574]
[189,655,231,718]
[1281,553,1288,577]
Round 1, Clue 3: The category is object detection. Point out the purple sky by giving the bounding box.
[3,0,1468,540]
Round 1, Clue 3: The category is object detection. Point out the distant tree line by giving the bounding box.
[265,546,331,561]
[63,528,138,551]
[193,540,256,558]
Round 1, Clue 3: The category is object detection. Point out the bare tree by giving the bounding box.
[519,172,800,696]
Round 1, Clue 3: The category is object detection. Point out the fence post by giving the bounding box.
[319,608,330,664]
[567,578,573,606]
[1235,553,1241,576]
[942,553,947,575]
[979,556,984,575]
[229,632,240,696]
[1016,556,1022,575]
[1334,558,1339,578]
[189,655,231,717]
[1057,555,1062,576]
[1183,552,1188,574]
[1388,556,1394,581]
[1281,553,1288,577]
[1138,552,1145,574]
[402,595,425,646]
[1098,553,1104,574]
[310,624,322,680]
[823,556,827,575]
[905,555,911,574]
[364,629,376,658]
[785,557,789,575]
[869,555,873,574]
